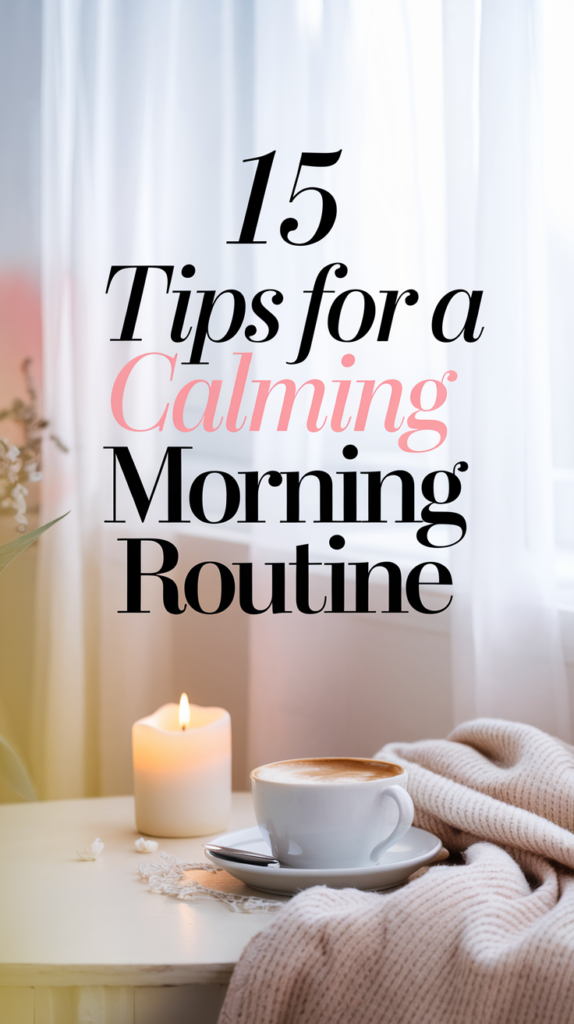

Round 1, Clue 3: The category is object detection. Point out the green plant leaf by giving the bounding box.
[0,511,70,575]
[0,733,36,800]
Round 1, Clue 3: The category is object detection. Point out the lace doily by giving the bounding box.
[138,849,450,914]
[139,852,286,913]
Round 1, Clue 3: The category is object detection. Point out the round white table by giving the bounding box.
[0,793,280,1023]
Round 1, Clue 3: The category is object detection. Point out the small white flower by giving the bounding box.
[77,837,105,860]
[5,444,20,463]
[26,461,42,482]
[135,837,159,853]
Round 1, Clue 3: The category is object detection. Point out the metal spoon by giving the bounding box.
[203,843,279,866]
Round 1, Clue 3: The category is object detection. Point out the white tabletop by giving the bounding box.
[0,793,279,987]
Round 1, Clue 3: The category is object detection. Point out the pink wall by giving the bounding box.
[0,274,42,443]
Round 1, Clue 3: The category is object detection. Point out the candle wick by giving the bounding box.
[182,724,186,731]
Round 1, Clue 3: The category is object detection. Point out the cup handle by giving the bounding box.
[370,785,414,863]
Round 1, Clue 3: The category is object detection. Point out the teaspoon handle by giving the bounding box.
[203,843,279,866]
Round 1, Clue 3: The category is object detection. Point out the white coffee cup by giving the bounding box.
[250,756,414,869]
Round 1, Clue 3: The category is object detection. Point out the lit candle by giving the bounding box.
[132,695,231,837]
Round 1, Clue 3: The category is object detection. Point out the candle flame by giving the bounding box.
[179,693,190,730]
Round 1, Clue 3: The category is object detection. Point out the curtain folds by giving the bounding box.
[445,0,571,738]
[32,0,571,798]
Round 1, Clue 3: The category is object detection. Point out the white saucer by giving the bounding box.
[204,825,442,895]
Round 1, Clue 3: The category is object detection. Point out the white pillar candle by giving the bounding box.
[132,697,231,837]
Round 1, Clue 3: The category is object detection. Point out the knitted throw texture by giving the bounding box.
[219,719,574,1024]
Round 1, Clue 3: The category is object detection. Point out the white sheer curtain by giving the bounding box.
[445,0,571,739]
[248,0,453,767]
[32,0,571,799]
[33,0,247,796]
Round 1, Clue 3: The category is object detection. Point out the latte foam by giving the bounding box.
[252,757,403,784]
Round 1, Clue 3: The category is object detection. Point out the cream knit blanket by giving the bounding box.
[219,719,574,1024]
